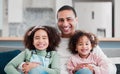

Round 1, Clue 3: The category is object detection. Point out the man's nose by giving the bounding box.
[63,20,69,26]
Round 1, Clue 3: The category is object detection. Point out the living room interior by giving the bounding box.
[0,0,120,74]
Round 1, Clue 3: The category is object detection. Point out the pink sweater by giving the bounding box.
[67,53,109,74]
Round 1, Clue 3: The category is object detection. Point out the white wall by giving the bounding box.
[114,0,120,37]
[0,0,2,30]
[74,0,111,1]
[75,2,112,38]
[8,0,23,23]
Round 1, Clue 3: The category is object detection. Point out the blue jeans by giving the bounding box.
[75,68,92,74]
[29,66,48,74]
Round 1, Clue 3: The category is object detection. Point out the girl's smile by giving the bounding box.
[33,29,49,50]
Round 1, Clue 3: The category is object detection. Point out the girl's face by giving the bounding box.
[76,36,92,58]
[33,29,49,50]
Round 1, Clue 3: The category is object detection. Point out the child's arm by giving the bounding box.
[22,51,60,74]
[91,54,109,74]
[22,62,40,73]
[67,56,94,74]
[18,61,42,74]
[67,57,75,74]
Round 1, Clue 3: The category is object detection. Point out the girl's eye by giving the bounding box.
[78,43,82,46]
[43,37,47,39]
[86,43,90,45]
[34,37,40,40]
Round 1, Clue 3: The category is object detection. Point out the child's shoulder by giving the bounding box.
[49,51,60,57]
[90,53,103,60]
[21,49,32,55]
[50,51,57,54]
[23,48,32,52]
[70,54,80,59]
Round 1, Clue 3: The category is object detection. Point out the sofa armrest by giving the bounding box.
[115,64,120,74]
[0,50,21,74]
[110,57,120,74]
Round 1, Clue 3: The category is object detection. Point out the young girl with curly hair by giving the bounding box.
[67,30,109,74]
[4,25,61,74]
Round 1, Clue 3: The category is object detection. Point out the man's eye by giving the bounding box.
[67,18,73,22]
[58,19,64,22]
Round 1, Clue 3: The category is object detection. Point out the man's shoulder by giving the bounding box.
[93,45,102,53]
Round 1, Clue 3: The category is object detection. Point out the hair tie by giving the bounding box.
[28,25,44,36]
[91,35,95,40]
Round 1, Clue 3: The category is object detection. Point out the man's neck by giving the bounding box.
[61,33,74,38]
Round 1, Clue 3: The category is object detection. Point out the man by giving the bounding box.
[56,5,116,74]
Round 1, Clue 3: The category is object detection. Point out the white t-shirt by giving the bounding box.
[57,38,71,74]
[57,38,116,74]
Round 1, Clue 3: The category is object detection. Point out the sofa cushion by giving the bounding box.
[0,50,21,74]
[116,64,120,74]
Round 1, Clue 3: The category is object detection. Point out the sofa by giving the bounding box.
[110,57,120,74]
[0,49,120,74]
[0,50,21,74]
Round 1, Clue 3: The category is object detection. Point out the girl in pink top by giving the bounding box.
[67,30,109,74]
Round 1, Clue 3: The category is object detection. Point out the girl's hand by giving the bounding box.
[22,62,40,74]
[73,63,94,73]
[84,64,94,72]
[73,63,85,73]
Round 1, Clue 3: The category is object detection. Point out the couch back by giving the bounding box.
[0,50,21,74]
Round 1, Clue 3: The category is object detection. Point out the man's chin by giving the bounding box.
[62,30,71,34]
[63,32,71,35]
[62,32,73,37]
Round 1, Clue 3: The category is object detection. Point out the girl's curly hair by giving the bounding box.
[23,25,61,52]
[68,30,98,54]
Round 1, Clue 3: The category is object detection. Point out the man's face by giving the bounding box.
[57,10,78,38]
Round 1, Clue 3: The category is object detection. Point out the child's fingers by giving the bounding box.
[32,62,41,64]
[24,71,28,74]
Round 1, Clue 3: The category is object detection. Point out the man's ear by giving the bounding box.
[75,17,78,23]
[75,17,78,30]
